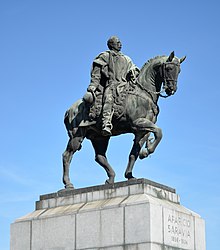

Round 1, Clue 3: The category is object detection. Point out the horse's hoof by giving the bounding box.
[125,172,136,180]
[139,148,149,159]
[128,177,137,181]
[105,177,114,185]
[65,183,74,189]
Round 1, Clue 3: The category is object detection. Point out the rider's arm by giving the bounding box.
[87,63,102,92]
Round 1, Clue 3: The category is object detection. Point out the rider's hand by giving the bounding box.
[126,70,134,81]
[87,85,96,92]
[83,91,94,104]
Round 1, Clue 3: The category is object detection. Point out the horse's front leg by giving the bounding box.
[139,129,162,160]
[125,118,163,179]
[138,132,151,159]
[132,117,162,160]
[124,132,146,180]
[139,125,162,159]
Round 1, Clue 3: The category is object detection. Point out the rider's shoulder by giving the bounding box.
[123,54,133,63]
[96,51,110,59]
[93,51,109,64]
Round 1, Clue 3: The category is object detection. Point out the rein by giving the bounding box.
[130,60,180,99]
[135,80,165,97]
[135,70,169,99]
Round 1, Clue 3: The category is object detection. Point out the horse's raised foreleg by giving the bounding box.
[138,132,151,159]
[91,137,115,184]
[139,126,162,159]
[139,136,158,159]
[62,133,84,189]
[125,118,162,179]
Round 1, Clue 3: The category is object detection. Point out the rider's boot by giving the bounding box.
[102,101,113,136]
[102,125,112,136]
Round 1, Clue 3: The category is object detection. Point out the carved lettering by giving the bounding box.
[164,209,194,249]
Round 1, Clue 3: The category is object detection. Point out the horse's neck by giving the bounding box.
[137,67,161,89]
[138,65,162,102]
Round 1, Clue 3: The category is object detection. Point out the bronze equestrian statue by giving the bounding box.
[62,37,186,189]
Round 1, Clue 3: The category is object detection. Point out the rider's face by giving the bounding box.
[111,38,122,52]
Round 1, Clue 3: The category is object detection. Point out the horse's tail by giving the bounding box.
[64,110,72,133]
[64,99,84,138]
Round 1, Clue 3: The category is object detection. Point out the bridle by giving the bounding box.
[160,62,180,98]
[135,61,180,99]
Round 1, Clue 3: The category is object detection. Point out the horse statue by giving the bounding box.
[62,51,186,189]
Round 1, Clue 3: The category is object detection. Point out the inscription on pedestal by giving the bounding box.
[11,180,205,250]
[163,208,194,249]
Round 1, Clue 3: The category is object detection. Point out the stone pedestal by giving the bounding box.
[10,179,206,250]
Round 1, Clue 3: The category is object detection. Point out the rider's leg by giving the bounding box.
[102,87,114,136]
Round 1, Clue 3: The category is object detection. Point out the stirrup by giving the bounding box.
[102,126,112,136]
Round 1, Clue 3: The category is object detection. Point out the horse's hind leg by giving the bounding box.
[62,134,84,189]
[91,137,115,184]
[62,147,74,189]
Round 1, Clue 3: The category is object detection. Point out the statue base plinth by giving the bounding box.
[10,178,205,250]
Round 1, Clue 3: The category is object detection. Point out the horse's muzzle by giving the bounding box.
[165,88,176,96]
[165,83,177,96]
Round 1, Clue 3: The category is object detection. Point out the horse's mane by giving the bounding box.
[137,55,167,84]
[140,55,166,72]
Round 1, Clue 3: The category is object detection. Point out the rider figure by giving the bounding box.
[86,36,139,136]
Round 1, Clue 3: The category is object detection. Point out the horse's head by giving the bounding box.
[160,51,186,96]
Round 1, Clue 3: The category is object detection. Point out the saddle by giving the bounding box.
[87,81,134,122]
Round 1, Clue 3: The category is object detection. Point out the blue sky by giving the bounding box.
[1,1,220,249]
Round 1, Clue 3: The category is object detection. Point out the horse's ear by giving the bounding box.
[180,56,186,64]
[167,51,175,62]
